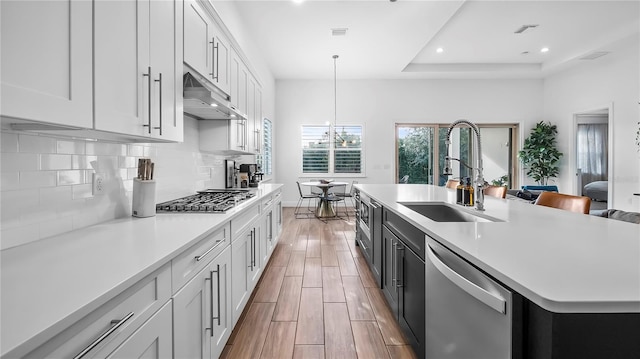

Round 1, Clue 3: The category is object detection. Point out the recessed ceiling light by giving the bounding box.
[292,0,304,4]
[541,47,549,53]
[436,47,444,53]
[210,103,218,107]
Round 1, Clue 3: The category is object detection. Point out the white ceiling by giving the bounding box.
[223,0,640,80]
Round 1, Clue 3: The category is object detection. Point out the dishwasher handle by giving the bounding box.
[427,244,506,314]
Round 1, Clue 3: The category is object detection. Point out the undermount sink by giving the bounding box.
[398,202,501,223]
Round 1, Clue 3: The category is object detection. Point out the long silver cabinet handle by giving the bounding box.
[205,273,213,335]
[212,265,221,327]
[154,73,162,135]
[391,242,397,286]
[395,244,404,288]
[195,240,223,262]
[73,312,134,359]
[427,244,506,314]
[142,67,151,134]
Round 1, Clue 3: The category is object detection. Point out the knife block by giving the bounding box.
[132,179,156,218]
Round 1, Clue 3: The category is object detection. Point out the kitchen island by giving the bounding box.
[356,184,640,359]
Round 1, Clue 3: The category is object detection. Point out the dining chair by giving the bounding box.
[483,185,507,199]
[295,181,319,218]
[445,179,460,189]
[327,183,349,220]
[534,191,591,214]
[337,180,358,208]
[308,179,323,197]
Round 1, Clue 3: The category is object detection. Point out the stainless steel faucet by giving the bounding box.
[443,119,485,211]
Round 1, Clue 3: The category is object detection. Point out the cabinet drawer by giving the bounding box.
[383,208,425,261]
[172,223,230,293]
[25,264,171,359]
[231,202,260,241]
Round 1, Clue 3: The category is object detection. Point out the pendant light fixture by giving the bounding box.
[332,54,348,147]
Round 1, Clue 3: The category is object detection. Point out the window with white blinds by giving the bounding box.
[301,125,362,174]
[262,118,273,175]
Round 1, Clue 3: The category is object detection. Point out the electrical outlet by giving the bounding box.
[92,173,105,195]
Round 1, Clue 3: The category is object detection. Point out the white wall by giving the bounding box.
[275,79,543,206]
[542,34,640,211]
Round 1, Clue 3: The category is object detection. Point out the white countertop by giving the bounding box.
[0,184,282,357]
[356,184,640,314]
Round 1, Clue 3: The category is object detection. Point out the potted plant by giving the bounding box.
[518,121,563,186]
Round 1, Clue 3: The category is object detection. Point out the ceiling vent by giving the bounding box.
[514,24,539,34]
[331,28,348,36]
[579,51,610,60]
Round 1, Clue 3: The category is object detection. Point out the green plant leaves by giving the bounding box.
[518,121,563,185]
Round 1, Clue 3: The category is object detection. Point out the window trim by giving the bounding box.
[300,123,365,178]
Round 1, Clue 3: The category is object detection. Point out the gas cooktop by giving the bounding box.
[156,189,255,213]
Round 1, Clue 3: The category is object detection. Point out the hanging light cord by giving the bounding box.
[333,55,338,129]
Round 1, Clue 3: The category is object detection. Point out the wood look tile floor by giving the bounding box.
[221,208,417,359]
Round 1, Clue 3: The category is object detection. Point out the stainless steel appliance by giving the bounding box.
[183,70,242,120]
[239,164,261,187]
[426,236,513,358]
[225,160,237,188]
[156,190,255,213]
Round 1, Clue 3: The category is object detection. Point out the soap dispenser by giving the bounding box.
[456,180,464,205]
[463,177,474,206]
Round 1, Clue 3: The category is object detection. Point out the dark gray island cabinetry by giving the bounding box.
[355,184,640,359]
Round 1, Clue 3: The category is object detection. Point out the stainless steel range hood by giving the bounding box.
[183,68,243,120]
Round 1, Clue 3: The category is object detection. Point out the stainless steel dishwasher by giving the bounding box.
[426,236,513,359]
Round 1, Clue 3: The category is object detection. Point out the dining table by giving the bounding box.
[300,181,349,218]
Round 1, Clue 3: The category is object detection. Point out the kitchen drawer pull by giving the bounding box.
[154,73,162,135]
[142,67,151,134]
[195,240,223,262]
[427,244,506,314]
[391,242,397,286]
[212,264,221,328]
[73,312,134,359]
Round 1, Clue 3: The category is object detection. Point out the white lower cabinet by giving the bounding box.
[22,265,171,359]
[173,245,232,359]
[103,300,173,359]
[231,222,261,325]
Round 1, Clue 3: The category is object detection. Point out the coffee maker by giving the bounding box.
[239,164,262,187]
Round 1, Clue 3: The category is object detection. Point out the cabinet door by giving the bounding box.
[238,65,248,117]
[1,0,92,128]
[228,118,247,152]
[210,246,232,359]
[398,244,425,358]
[229,49,241,111]
[104,301,172,359]
[231,228,252,324]
[184,0,212,79]
[254,87,263,153]
[211,27,230,95]
[173,266,211,359]
[247,77,256,153]
[382,226,399,316]
[149,0,182,141]
[249,226,262,288]
[94,0,148,137]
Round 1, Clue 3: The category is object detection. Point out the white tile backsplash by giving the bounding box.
[0,117,239,249]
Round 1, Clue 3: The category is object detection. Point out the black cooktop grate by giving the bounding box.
[156,190,255,213]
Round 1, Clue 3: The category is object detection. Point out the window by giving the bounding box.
[396,123,518,187]
[261,118,273,175]
[302,124,363,175]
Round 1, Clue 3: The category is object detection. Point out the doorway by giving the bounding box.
[574,108,612,210]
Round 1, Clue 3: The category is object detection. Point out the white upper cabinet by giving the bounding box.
[184,0,230,97]
[0,0,93,129]
[184,0,213,80]
[95,0,183,142]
